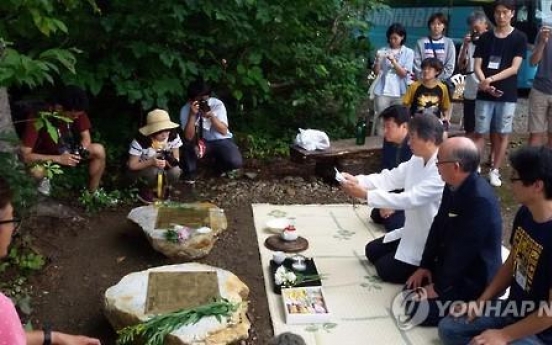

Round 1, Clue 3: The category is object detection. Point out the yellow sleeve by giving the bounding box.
[402,82,417,107]
[440,83,451,111]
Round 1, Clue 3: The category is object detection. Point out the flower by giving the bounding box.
[274,266,324,288]
[165,225,192,244]
[275,266,296,286]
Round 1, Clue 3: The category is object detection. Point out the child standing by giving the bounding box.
[127,109,182,204]
[403,57,451,129]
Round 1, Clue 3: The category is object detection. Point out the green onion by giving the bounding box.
[116,298,241,345]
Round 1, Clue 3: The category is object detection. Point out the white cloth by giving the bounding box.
[294,129,331,151]
[357,151,444,266]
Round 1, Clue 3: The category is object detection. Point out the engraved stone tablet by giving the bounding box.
[145,271,220,314]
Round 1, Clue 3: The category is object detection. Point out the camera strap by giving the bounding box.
[195,114,204,143]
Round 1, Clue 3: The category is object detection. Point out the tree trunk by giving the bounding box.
[0,87,17,153]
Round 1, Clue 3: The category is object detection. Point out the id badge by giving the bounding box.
[514,260,528,290]
[488,56,501,70]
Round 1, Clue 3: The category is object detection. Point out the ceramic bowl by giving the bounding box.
[281,230,299,241]
[265,218,290,234]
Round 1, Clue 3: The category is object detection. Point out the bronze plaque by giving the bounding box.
[156,206,210,229]
[145,271,220,314]
[154,203,227,232]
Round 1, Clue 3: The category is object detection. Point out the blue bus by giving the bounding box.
[365,0,552,88]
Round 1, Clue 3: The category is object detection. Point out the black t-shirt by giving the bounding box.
[403,81,450,118]
[474,29,527,102]
[508,206,552,342]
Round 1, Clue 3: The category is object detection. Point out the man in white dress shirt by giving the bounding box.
[341,114,445,283]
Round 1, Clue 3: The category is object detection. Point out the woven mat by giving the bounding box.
[252,203,441,345]
[253,204,512,344]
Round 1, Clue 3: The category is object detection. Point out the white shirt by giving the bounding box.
[179,97,233,141]
[357,151,444,266]
[129,135,183,162]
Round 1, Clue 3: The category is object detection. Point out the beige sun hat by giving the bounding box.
[139,109,179,136]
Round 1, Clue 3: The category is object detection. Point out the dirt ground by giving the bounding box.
[21,138,523,345]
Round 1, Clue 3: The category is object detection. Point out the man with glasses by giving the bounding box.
[0,176,101,344]
[439,146,552,344]
[404,137,502,326]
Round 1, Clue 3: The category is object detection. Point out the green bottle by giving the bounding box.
[355,117,366,145]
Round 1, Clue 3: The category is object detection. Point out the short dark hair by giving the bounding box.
[509,146,552,199]
[379,105,410,126]
[421,57,444,75]
[187,79,211,100]
[427,12,448,29]
[386,23,407,46]
[0,176,13,210]
[57,85,89,112]
[449,145,480,173]
[269,332,306,345]
[494,0,515,11]
[408,114,444,145]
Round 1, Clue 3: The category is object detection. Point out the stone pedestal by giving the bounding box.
[104,263,250,345]
[127,203,227,260]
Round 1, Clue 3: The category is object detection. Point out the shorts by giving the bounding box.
[474,100,516,134]
[528,88,552,133]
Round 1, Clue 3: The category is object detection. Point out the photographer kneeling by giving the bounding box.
[127,109,182,204]
[20,86,106,196]
[179,79,243,183]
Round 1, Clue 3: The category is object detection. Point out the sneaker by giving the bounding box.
[137,188,154,204]
[37,178,51,196]
[489,169,502,187]
[183,173,196,185]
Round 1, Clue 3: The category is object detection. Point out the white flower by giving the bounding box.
[275,266,299,287]
[285,271,297,284]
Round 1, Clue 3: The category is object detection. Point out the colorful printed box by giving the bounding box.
[281,286,331,324]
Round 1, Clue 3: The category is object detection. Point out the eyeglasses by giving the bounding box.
[435,160,458,166]
[0,218,21,237]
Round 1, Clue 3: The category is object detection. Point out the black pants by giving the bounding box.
[181,138,243,179]
[463,99,476,134]
[370,208,405,232]
[365,237,417,284]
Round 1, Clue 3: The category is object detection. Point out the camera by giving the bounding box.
[157,149,179,168]
[58,128,90,160]
[198,100,211,112]
[72,145,90,160]
[470,31,481,42]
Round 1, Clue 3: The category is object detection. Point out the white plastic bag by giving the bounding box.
[294,128,331,151]
[368,72,381,100]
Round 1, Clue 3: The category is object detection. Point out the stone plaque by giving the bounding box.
[156,206,210,229]
[145,271,220,314]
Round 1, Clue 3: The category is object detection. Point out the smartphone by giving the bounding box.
[493,89,504,97]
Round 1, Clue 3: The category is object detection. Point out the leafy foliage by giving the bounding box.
[117,299,240,345]
[0,0,98,88]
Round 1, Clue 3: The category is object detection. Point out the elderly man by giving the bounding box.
[405,137,502,326]
[340,114,445,284]
[439,146,552,344]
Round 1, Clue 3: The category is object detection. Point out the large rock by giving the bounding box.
[127,203,227,260]
[104,263,250,345]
